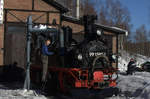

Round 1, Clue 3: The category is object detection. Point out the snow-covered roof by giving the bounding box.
[111,27,128,36]
[95,23,128,35]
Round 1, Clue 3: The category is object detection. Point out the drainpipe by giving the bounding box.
[76,0,80,19]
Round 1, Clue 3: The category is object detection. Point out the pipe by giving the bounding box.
[59,29,65,67]
[27,16,57,33]
[24,16,58,90]
[24,16,32,90]
[76,0,80,19]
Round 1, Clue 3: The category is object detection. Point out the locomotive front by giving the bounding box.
[69,15,118,89]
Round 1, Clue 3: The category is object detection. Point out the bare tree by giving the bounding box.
[99,0,131,30]
[134,25,148,55]
[56,0,97,17]
[79,0,97,16]
[98,0,132,52]
[134,24,147,43]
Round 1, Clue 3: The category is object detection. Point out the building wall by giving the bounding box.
[34,0,58,11]
[2,0,61,66]
[49,13,60,25]
[4,0,58,11]
[5,0,60,24]
[7,11,46,23]
[0,25,4,66]
[62,21,84,33]
[4,0,32,10]
[112,36,117,53]
[112,36,117,68]
[103,31,117,53]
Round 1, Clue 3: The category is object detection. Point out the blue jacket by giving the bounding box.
[42,45,54,56]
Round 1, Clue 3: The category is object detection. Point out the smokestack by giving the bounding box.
[76,0,80,19]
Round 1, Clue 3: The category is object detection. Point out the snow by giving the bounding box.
[111,27,128,36]
[115,72,150,99]
[113,51,150,98]
[118,51,150,73]
[0,89,48,99]
[0,82,48,99]
[118,51,131,72]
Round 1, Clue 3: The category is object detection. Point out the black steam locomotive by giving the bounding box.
[61,15,116,70]
[28,15,118,93]
[31,15,116,71]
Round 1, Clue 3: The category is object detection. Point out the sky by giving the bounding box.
[93,0,150,32]
[119,0,150,31]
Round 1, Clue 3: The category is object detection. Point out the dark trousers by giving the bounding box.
[41,55,48,82]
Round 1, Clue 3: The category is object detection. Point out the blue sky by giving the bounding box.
[93,0,150,32]
[119,0,150,31]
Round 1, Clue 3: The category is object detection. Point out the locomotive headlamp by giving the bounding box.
[112,54,117,60]
[78,54,83,60]
[111,73,118,80]
[97,30,102,36]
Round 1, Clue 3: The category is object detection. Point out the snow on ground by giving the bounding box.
[0,89,48,99]
[118,51,150,73]
[115,72,150,99]
[0,82,49,99]
[116,51,150,98]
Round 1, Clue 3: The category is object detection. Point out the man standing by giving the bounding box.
[127,58,136,75]
[41,39,54,82]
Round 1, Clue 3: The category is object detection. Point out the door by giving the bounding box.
[4,23,26,68]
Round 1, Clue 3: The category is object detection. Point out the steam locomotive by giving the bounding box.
[64,15,115,69]
[30,15,118,94]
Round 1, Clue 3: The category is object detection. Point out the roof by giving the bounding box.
[94,23,128,36]
[42,0,128,35]
[62,15,128,35]
[62,14,82,24]
[42,0,69,13]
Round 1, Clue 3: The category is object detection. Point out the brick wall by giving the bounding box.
[49,13,60,25]
[7,11,47,23]
[112,36,117,53]
[62,21,84,33]
[112,36,117,68]
[5,0,60,24]
[4,0,58,12]
[34,0,58,11]
[7,11,60,25]
[0,25,4,66]
[4,0,32,10]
